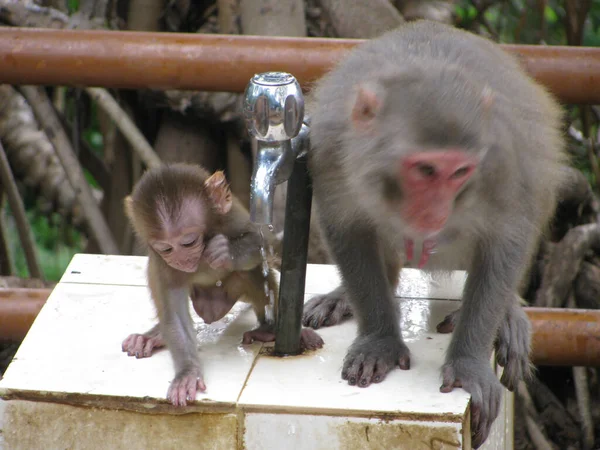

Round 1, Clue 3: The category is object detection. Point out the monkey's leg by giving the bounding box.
[152,280,206,407]
[436,296,532,392]
[121,324,166,358]
[302,244,400,330]
[440,233,531,448]
[322,220,410,387]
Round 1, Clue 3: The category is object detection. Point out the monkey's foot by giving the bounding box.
[167,367,206,407]
[437,304,533,391]
[496,304,533,391]
[440,358,503,449]
[121,332,165,358]
[342,335,411,387]
[300,328,325,350]
[302,286,352,329]
[242,326,275,344]
[242,327,325,351]
[436,308,458,334]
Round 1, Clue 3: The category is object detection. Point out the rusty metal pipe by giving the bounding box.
[1,289,599,367]
[528,307,600,367]
[0,28,600,104]
[0,288,51,342]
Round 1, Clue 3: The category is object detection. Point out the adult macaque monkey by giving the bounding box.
[122,163,323,407]
[303,21,566,447]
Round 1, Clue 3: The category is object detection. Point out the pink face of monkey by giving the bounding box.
[150,219,206,273]
[349,80,488,240]
[398,149,479,236]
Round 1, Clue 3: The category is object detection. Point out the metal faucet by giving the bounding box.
[243,72,308,225]
[243,72,313,356]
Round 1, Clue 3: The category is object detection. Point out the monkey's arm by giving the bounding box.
[149,258,205,406]
[321,218,411,386]
[442,226,533,447]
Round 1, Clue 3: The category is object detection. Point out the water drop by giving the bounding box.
[216,280,222,287]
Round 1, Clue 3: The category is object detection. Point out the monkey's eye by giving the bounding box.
[181,234,199,248]
[160,247,173,254]
[416,163,436,177]
[182,238,198,248]
[451,166,471,179]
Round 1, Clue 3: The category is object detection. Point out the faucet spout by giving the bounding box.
[250,141,294,225]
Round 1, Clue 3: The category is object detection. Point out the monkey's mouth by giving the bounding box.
[404,237,438,269]
[174,261,200,273]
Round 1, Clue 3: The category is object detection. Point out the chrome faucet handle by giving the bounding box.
[243,72,305,142]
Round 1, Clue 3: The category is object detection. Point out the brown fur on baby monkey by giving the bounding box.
[303,21,567,448]
[121,163,323,407]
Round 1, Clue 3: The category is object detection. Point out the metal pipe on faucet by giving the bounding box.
[243,72,311,355]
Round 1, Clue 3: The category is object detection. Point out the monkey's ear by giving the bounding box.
[351,84,382,131]
[205,171,233,215]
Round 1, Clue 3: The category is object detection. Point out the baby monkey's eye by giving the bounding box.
[182,238,198,248]
[161,247,173,254]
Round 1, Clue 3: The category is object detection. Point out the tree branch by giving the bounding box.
[84,87,161,169]
[20,86,119,254]
[0,139,43,279]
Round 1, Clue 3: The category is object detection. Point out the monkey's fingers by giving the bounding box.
[121,334,135,352]
[204,235,232,269]
[122,334,147,357]
[142,336,165,358]
[342,353,366,385]
[167,371,206,407]
[299,328,324,351]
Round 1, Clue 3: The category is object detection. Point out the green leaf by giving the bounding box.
[544,6,558,24]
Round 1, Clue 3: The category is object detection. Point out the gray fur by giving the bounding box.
[305,20,566,448]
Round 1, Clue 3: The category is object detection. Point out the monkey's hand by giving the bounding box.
[204,234,233,270]
[167,366,206,407]
[342,335,410,387]
[121,325,165,358]
[495,303,533,391]
[302,286,353,329]
[440,358,503,449]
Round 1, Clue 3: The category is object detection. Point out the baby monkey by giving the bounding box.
[122,163,323,406]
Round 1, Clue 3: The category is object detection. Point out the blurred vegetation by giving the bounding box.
[455,0,600,185]
[5,0,600,281]
[6,96,103,281]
